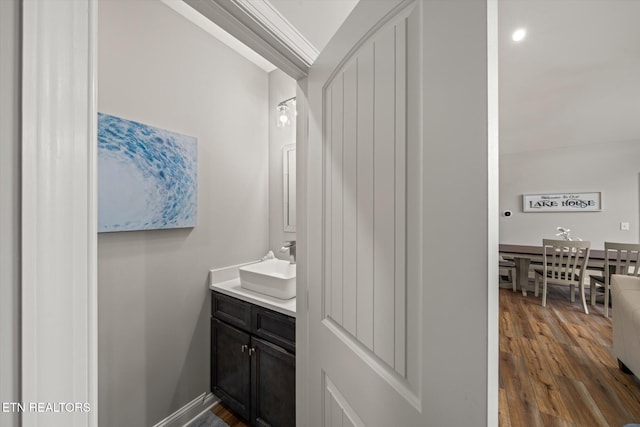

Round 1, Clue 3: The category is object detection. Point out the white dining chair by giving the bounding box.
[534,239,591,313]
[589,242,640,317]
[499,259,517,293]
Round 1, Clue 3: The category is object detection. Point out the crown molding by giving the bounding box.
[230,0,319,66]
[184,0,317,79]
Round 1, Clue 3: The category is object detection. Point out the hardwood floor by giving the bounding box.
[212,402,250,427]
[500,285,640,426]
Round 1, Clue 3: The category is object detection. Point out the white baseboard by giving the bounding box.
[152,392,219,427]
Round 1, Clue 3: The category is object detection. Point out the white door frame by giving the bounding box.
[22,0,497,425]
[22,0,98,426]
[21,0,311,425]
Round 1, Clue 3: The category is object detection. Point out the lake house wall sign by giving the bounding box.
[522,192,602,213]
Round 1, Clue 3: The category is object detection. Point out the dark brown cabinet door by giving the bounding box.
[211,318,251,421]
[250,337,295,427]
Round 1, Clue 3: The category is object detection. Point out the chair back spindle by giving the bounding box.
[604,242,640,284]
[536,239,591,313]
[590,242,640,317]
[543,238,591,285]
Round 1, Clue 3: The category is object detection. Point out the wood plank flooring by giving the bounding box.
[500,285,640,426]
[211,401,250,427]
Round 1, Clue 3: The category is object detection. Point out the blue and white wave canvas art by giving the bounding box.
[98,113,197,232]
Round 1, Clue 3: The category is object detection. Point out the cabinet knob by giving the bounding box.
[249,347,256,356]
[241,344,248,353]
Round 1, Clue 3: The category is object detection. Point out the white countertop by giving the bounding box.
[210,278,296,318]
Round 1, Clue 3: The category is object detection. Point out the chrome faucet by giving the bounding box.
[280,241,296,264]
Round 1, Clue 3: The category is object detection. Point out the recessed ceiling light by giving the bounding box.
[512,28,527,42]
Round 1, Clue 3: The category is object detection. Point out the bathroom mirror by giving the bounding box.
[283,144,296,232]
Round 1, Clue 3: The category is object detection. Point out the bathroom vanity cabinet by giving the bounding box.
[211,290,295,427]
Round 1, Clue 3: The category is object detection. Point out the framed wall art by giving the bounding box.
[98,113,197,232]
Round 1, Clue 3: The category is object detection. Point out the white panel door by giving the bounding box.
[304,0,499,425]
[307,2,420,425]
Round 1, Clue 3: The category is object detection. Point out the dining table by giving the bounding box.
[499,243,609,296]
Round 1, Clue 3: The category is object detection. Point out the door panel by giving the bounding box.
[251,337,296,427]
[355,44,375,351]
[322,0,413,382]
[323,374,363,427]
[341,61,358,338]
[305,0,497,425]
[211,319,251,420]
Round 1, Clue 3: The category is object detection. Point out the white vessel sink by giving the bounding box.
[239,259,296,299]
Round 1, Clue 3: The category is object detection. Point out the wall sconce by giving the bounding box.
[276,96,296,128]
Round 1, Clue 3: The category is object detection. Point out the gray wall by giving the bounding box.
[268,69,296,257]
[500,140,640,249]
[98,1,269,426]
[0,1,21,426]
